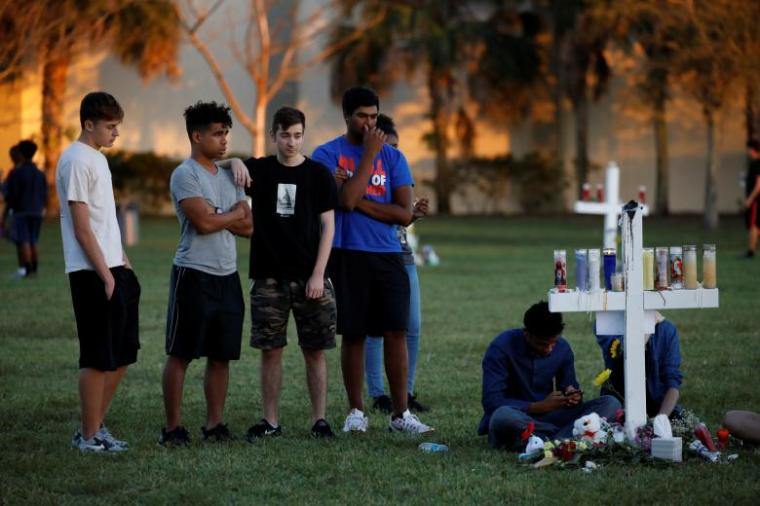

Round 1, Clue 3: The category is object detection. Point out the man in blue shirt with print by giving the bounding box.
[596,311,683,418]
[313,86,433,434]
[479,301,620,449]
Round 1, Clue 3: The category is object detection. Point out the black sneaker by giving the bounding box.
[201,423,234,442]
[745,250,755,259]
[311,419,334,439]
[159,426,190,447]
[408,393,430,413]
[245,419,282,442]
[371,394,393,414]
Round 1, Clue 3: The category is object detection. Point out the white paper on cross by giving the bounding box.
[548,203,719,440]
[574,162,649,249]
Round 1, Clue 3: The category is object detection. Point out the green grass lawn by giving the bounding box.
[1,215,759,505]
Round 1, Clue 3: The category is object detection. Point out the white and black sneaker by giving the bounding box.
[71,430,110,453]
[245,419,282,442]
[389,410,435,434]
[97,425,129,451]
[342,409,369,433]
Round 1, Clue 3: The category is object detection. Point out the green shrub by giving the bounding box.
[453,151,568,213]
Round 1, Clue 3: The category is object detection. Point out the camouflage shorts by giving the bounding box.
[250,278,336,350]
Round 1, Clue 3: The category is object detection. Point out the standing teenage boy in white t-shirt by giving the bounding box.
[57,91,141,452]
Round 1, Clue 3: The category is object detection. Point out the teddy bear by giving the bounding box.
[572,412,606,444]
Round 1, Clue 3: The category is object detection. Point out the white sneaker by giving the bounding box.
[97,425,129,451]
[389,410,435,434]
[342,408,369,433]
[71,430,107,453]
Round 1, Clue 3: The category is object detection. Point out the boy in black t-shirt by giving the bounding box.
[225,107,338,438]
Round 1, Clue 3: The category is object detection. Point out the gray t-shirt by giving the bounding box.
[170,158,246,275]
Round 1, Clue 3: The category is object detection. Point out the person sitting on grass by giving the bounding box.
[595,311,684,419]
[478,301,621,449]
[723,410,760,445]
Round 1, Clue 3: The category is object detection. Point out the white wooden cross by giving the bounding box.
[548,202,719,439]
[574,162,649,249]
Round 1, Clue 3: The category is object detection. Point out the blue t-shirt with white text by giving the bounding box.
[312,135,413,252]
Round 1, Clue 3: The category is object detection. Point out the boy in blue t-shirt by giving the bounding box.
[312,86,433,434]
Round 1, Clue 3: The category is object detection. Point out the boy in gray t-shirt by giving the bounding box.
[171,157,245,275]
[160,101,252,447]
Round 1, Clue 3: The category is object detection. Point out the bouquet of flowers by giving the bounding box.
[523,412,657,470]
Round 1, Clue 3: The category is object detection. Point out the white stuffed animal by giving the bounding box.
[525,435,544,454]
[572,412,606,444]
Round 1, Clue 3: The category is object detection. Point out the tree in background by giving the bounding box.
[0,0,181,214]
[329,0,478,214]
[547,0,615,202]
[669,0,760,229]
[175,0,385,157]
[608,0,682,216]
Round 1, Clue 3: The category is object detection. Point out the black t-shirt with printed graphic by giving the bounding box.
[244,155,338,280]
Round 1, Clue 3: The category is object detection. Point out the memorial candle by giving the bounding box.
[655,247,669,290]
[554,249,567,292]
[575,249,588,291]
[603,248,616,290]
[588,249,601,291]
[683,245,698,289]
[642,247,654,290]
[703,244,717,288]
[670,246,683,289]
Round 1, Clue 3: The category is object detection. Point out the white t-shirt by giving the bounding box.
[57,141,124,273]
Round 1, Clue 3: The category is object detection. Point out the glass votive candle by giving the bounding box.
[702,244,717,288]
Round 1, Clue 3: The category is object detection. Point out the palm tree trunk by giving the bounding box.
[428,73,452,215]
[747,83,760,149]
[42,49,70,215]
[653,93,669,216]
[703,107,719,230]
[573,94,589,200]
[551,31,573,210]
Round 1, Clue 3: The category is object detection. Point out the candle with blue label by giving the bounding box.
[603,248,616,290]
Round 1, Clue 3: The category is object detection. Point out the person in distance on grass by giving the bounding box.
[479,301,621,449]
[3,140,47,278]
[743,138,760,258]
[57,91,142,452]
[160,101,252,447]
[223,106,339,440]
[356,113,431,415]
[0,145,23,241]
[311,86,434,434]
[595,311,684,419]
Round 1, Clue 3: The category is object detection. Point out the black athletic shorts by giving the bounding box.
[746,200,760,229]
[69,266,141,371]
[327,249,409,337]
[165,265,244,361]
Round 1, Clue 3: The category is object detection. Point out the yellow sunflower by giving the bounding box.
[593,368,612,387]
[610,338,621,359]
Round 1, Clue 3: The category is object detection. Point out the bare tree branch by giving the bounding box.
[175,2,257,135]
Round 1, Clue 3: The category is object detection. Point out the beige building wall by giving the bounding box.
[0,69,43,172]
[0,0,749,214]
